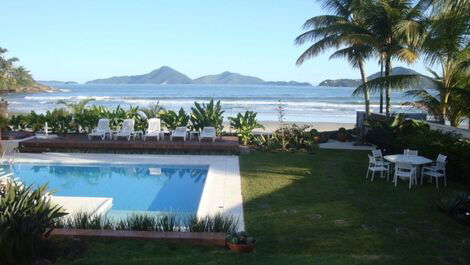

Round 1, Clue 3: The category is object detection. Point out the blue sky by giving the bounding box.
[1,0,429,84]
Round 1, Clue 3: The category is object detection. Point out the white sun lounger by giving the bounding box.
[88,119,111,140]
[143,118,161,141]
[170,127,187,142]
[114,119,135,141]
[200,127,216,142]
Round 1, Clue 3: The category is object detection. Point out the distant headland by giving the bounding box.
[85,66,312,86]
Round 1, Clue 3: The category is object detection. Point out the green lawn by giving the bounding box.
[57,150,470,265]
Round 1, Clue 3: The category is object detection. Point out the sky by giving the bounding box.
[0,0,430,84]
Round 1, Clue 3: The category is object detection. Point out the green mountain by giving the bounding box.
[86,67,312,86]
[86,66,192,84]
[193,71,264,85]
[318,67,433,88]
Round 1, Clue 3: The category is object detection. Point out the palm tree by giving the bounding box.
[295,0,374,117]
[357,0,470,125]
[57,98,95,114]
[353,0,421,117]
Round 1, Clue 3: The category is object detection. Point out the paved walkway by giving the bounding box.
[319,140,375,151]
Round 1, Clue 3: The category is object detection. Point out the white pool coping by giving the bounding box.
[13,153,245,231]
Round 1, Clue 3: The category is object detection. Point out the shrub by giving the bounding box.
[437,192,470,226]
[229,111,264,145]
[252,124,318,153]
[160,108,190,130]
[0,182,67,265]
[226,231,256,245]
[190,100,224,133]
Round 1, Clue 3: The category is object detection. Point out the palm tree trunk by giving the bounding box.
[380,56,384,114]
[358,60,370,117]
[384,56,392,117]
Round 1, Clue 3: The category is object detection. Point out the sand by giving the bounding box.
[223,121,355,133]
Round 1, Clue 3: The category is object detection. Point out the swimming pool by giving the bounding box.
[3,163,208,217]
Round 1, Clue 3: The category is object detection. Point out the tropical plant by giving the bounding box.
[140,101,165,119]
[26,111,47,132]
[228,111,264,145]
[295,0,374,117]
[44,109,73,135]
[160,108,190,130]
[226,231,256,245]
[8,114,28,130]
[190,100,224,133]
[437,192,470,226]
[0,181,67,265]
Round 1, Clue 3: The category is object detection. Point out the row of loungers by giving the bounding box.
[88,118,216,142]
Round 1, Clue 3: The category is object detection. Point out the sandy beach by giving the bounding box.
[223,121,355,133]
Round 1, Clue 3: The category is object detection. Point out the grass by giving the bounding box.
[56,150,470,265]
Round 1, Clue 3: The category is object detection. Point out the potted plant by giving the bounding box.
[337,127,348,142]
[226,231,256,253]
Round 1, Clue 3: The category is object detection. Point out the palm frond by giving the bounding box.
[352,74,422,95]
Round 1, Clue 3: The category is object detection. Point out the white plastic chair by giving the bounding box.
[394,162,416,189]
[422,154,447,188]
[199,127,216,142]
[88,119,111,140]
[404,149,418,156]
[366,155,389,182]
[143,118,161,141]
[170,127,187,141]
[372,149,391,170]
[114,119,135,141]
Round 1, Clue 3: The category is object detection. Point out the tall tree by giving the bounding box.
[295,0,374,117]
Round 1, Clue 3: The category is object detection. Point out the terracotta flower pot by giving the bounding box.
[227,243,256,253]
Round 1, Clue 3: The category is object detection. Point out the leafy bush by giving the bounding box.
[252,124,318,153]
[44,109,74,134]
[190,100,224,133]
[0,182,67,265]
[160,108,190,130]
[366,115,470,183]
[437,192,470,226]
[228,111,264,145]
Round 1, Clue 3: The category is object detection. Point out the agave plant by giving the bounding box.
[160,108,190,130]
[190,100,224,133]
[0,181,67,265]
[437,192,470,226]
[229,111,264,146]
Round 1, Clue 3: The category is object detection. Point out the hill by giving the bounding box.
[86,66,192,84]
[318,67,433,88]
[86,67,311,86]
[193,71,264,85]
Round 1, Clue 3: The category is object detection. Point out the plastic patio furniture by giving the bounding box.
[421,154,447,188]
[143,118,161,141]
[366,155,389,182]
[88,119,111,140]
[199,127,216,142]
[114,119,135,141]
[394,162,416,189]
[170,127,187,141]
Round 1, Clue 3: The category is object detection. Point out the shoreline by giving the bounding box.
[223,121,354,133]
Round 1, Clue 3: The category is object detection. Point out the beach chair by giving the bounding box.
[143,118,161,141]
[114,119,135,141]
[199,127,216,142]
[88,119,111,140]
[170,127,187,142]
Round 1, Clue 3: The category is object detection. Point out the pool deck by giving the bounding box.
[18,134,240,154]
[13,153,245,231]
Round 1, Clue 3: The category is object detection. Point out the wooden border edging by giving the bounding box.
[50,228,227,247]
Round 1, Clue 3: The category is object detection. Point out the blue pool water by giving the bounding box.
[3,163,208,216]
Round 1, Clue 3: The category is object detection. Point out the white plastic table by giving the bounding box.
[383,154,432,165]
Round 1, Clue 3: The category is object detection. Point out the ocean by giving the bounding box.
[1,84,418,123]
